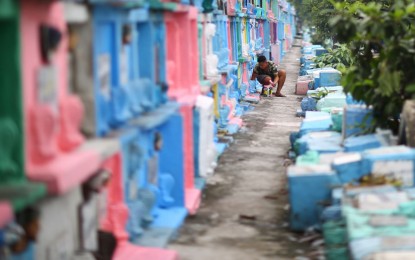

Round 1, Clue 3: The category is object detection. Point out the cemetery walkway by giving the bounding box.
[169,40,314,260]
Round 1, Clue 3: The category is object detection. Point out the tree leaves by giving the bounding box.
[405,83,415,94]
[293,0,415,132]
[378,69,401,97]
[327,0,415,132]
[312,43,354,69]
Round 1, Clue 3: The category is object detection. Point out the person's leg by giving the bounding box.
[257,75,272,85]
[275,69,286,97]
[263,76,273,86]
[256,75,272,95]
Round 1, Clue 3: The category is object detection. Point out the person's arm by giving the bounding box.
[271,63,279,86]
[251,64,259,80]
[272,73,279,87]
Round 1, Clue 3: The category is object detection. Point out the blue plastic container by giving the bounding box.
[288,165,340,231]
[361,146,415,188]
[343,105,373,139]
[343,134,382,152]
[320,70,341,87]
[332,153,364,184]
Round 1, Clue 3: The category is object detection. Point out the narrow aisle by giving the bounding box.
[169,40,309,260]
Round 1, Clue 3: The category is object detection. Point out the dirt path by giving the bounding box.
[169,40,311,260]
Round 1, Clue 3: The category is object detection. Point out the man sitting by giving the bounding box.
[250,55,286,97]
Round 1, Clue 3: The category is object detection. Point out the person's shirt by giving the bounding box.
[253,61,278,77]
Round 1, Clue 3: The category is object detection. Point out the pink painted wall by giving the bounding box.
[259,21,264,44]
[165,6,201,214]
[227,0,237,16]
[227,20,232,62]
[201,17,207,78]
[165,7,200,103]
[101,154,178,260]
[20,0,99,194]
[21,1,68,167]
[242,63,248,84]
[180,105,195,190]
[0,202,13,228]
[99,153,128,239]
[189,8,200,91]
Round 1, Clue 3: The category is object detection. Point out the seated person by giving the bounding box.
[250,55,286,97]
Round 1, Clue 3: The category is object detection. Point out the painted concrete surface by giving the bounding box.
[170,40,315,259]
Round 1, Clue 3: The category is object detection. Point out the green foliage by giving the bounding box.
[291,0,392,43]
[309,87,330,100]
[312,43,354,70]
[329,0,415,132]
[294,0,337,42]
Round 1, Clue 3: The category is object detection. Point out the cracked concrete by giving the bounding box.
[169,41,311,260]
